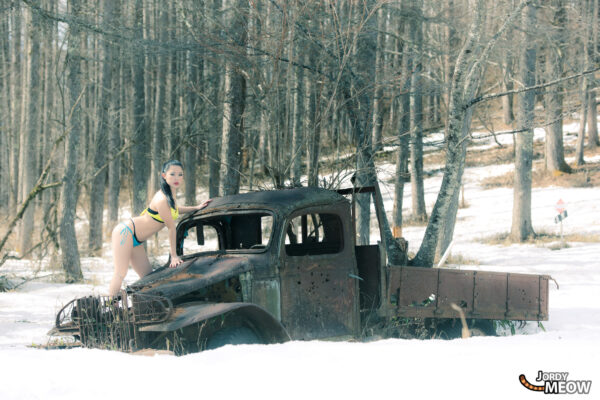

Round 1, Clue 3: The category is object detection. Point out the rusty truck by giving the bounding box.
[50,186,550,353]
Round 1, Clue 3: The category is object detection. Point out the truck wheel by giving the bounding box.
[205,326,263,350]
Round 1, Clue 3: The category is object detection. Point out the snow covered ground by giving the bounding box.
[1,124,600,399]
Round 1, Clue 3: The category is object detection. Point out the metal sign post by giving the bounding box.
[554,199,568,245]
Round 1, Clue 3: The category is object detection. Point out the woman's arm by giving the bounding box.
[178,199,212,214]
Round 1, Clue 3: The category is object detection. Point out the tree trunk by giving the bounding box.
[588,91,599,149]
[392,8,411,234]
[8,6,22,212]
[107,0,122,227]
[305,16,319,188]
[220,0,247,196]
[412,0,528,267]
[150,3,168,195]
[544,0,571,173]
[40,0,57,217]
[87,0,115,252]
[19,4,41,256]
[575,83,587,166]
[207,0,222,198]
[510,4,537,242]
[371,6,386,152]
[290,32,304,187]
[409,0,427,222]
[0,16,8,208]
[502,56,515,125]
[59,0,84,283]
[354,0,377,246]
[132,0,149,214]
[184,49,201,205]
[586,0,598,149]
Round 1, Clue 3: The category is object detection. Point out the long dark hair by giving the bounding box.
[160,159,183,208]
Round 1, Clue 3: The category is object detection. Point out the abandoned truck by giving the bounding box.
[50,186,550,353]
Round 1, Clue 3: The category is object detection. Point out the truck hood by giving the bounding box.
[129,254,251,300]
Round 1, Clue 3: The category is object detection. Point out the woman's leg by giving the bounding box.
[130,245,152,278]
[108,222,134,297]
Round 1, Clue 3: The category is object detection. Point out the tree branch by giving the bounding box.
[466,65,600,109]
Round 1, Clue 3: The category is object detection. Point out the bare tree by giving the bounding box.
[87,0,115,252]
[305,14,319,188]
[544,0,571,173]
[9,5,22,212]
[207,0,223,198]
[409,0,427,222]
[511,3,537,242]
[585,0,598,149]
[18,3,41,255]
[392,3,411,234]
[371,5,387,152]
[220,0,248,196]
[107,0,122,227]
[412,0,531,267]
[131,0,149,214]
[59,0,84,283]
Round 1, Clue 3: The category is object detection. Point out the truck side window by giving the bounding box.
[285,213,343,256]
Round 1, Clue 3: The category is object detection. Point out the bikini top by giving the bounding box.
[141,206,179,223]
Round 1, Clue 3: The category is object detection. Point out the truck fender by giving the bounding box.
[139,302,290,344]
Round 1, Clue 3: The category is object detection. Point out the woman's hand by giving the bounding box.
[170,255,183,268]
[196,198,212,210]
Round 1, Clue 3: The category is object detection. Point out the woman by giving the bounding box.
[108,160,211,297]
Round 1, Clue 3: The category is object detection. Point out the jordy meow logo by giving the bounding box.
[519,370,592,395]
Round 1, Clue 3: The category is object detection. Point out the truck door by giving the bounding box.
[280,208,359,340]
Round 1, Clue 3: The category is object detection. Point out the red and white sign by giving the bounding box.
[555,199,566,214]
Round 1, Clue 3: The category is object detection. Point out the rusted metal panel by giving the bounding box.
[281,257,357,339]
[280,206,358,340]
[539,275,549,320]
[386,266,550,321]
[507,273,546,320]
[131,256,251,299]
[437,269,475,315]
[473,271,508,317]
[140,302,290,344]
[356,245,381,310]
[197,187,349,217]
[395,266,439,318]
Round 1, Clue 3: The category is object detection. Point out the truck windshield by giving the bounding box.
[180,212,274,256]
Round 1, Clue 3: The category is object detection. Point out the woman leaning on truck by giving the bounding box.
[108,159,211,297]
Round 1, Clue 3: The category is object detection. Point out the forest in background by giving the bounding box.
[0,0,598,281]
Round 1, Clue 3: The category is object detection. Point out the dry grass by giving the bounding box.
[479,230,600,247]
[481,160,600,189]
[401,214,429,227]
[443,254,480,266]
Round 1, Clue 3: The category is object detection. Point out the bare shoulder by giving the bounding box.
[149,191,168,208]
